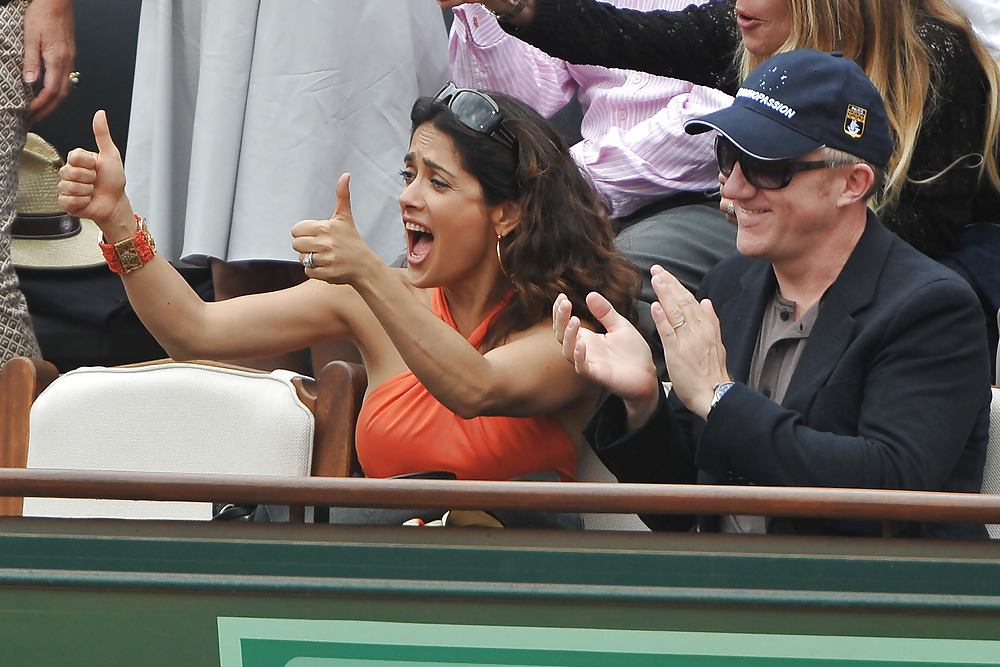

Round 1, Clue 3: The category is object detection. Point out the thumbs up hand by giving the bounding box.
[58,110,132,233]
[291,172,382,285]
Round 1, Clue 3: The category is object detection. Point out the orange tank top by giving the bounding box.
[355,288,577,481]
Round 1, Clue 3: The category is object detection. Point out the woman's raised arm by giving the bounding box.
[57,111,358,362]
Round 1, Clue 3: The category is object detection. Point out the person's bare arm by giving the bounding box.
[57,111,363,362]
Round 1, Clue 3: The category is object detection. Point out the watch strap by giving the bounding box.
[488,0,528,21]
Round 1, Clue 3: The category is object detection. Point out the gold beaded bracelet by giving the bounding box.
[98,214,157,275]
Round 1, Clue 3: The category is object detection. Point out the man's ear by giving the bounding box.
[493,199,522,238]
[837,163,876,208]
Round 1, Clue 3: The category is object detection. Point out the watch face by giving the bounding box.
[712,382,735,408]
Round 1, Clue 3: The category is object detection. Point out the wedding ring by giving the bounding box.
[672,320,686,330]
[302,252,315,269]
[726,200,736,217]
[68,71,80,87]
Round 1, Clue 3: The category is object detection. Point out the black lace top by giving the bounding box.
[507,0,1000,258]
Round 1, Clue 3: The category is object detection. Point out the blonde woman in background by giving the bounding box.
[439,0,1000,259]
[440,0,1000,359]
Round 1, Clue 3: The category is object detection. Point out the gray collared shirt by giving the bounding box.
[720,290,819,534]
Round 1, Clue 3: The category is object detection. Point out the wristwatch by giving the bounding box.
[709,381,735,414]
[488,0,528,21]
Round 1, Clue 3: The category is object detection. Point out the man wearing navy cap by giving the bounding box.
[553,49,991,538]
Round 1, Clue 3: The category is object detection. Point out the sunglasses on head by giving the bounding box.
[715,136,837,190]
[434,82,517,151]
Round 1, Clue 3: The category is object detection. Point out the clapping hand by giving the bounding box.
[552,291,661,427]
[648,265,730,419]
[291,173,381,286]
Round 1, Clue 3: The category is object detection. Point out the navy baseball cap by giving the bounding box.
[685,49,893,166]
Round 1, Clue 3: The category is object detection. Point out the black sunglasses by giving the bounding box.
[715,136,835,190]
[434,82,517,151]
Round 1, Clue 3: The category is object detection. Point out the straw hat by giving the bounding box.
[11,133,104,270]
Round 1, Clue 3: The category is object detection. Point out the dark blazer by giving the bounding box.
[588,212,991,538]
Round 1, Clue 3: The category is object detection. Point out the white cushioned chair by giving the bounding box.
[576,445,651,531]
[574,382,677,531]
[0,357,365,519]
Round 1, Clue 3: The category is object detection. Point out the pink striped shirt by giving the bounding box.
[448,0,734,218]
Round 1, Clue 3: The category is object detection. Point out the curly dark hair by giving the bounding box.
[410,90,637,350]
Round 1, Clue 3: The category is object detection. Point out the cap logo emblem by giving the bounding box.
[844,104,867,138]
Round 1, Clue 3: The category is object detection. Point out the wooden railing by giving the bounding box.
[2,468,1000,526]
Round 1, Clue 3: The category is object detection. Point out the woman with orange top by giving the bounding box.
[57,86,637,492]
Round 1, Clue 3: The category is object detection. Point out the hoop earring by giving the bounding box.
[497,233,511,280]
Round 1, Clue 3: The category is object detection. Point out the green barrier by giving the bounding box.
[0,518,998,666]
[220,619,1000,666]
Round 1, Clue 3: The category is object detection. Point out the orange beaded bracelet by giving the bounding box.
[99,214,157,275]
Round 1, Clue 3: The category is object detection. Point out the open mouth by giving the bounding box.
[405,221,434,265]
[735,11,762,27]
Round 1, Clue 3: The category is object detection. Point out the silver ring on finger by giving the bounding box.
[727,200,736,217]
[302,252,315,269]
[672,319,686,330]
